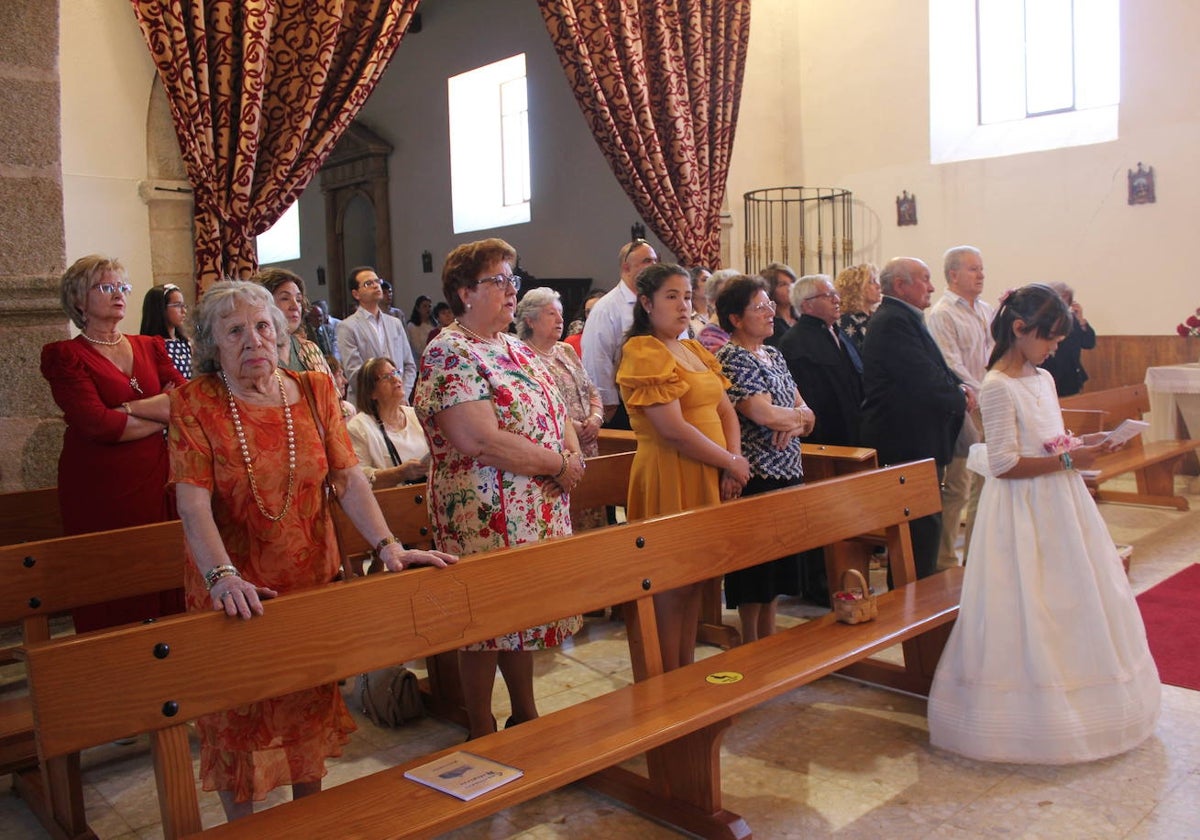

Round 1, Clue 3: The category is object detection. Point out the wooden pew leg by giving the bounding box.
[422,651,469,729]
[17,753,94,840]
[585,719,751,840]
[150,726,201,840]
[697,578,740,650]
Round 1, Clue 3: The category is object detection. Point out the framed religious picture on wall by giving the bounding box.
[896,191,917,226]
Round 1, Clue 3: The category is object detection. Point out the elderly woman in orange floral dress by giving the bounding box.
[170,280,454,822]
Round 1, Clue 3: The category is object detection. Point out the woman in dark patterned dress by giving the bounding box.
[714,276,815,642]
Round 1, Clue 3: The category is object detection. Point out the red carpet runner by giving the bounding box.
[1136,563,1200,691]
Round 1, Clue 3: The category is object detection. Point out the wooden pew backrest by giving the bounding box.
[0,487,62,546]
[1060,384,1150,426]
[26,460,941,760]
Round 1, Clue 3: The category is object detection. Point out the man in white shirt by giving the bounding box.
[336,266,417,403]
[925,245,995,566]
[580,239,659,428]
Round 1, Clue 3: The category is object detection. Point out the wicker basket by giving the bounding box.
[832,568,877,625]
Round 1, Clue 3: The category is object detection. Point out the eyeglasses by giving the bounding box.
[92,282,133,295]
[476,273,521,291]
[749,301,777,313]
[805,292,841,303]
[166,302,188,310]
[358,278,381,288]
[378,369,402,381]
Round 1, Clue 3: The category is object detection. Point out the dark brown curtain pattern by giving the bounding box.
[131,0,418,290]
[538,0,750,268]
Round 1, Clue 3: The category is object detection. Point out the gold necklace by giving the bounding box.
[221,370,296,522]
[453,319,502,345]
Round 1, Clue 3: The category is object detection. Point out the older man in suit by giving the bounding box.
[859,257,971,579]
[777,274,863,446]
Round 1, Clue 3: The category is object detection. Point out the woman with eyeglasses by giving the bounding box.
[414,238,586,740]
[41,254,187,631]
[140,283,192,379]
[347,357,429,489]
[714,276,814,642]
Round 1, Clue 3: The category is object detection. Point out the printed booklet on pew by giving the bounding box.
[404,751,523,801]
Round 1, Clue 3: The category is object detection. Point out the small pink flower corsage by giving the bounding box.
[1044,433,1083,456]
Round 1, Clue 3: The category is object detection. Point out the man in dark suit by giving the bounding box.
[859,257,971,579]
[778,274,864,446]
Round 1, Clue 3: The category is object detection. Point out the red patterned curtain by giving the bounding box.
[537,0,750,268]
[130,0,418,291]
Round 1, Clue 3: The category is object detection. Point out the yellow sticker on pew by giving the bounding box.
[705,671,743,685]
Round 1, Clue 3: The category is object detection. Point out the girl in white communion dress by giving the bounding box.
[928,283,1160,764]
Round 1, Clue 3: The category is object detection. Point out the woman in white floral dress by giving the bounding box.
[414,238,586,739]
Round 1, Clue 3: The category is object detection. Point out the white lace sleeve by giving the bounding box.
[981,376,1020,477]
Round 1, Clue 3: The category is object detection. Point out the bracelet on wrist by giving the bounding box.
[1060,451,1074,471]
[554,451,570,479]
[204,564,240,590]
[374,535,400,555]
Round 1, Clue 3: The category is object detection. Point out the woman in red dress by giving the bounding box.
[40,255,186,632]
[171,280,455,820]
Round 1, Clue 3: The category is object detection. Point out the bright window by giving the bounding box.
[256,201,301,264]
[449,54,531,234]
[930,0,1120,163]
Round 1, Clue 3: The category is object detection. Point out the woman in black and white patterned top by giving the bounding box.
[139,283,191,379]
[715,275,815,642]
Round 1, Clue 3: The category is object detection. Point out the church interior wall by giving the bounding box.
[52,0,1199,335]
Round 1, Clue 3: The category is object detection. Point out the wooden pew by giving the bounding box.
[0,487,63,546]
[2,453,637,835]
[1061,384,1200,510]
[0,519,187,838]
[25,460,961,839]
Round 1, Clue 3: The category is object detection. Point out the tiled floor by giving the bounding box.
[3,475,1199,839]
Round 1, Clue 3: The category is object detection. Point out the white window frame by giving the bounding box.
[929,0,1119,164]
[449,54,531,234]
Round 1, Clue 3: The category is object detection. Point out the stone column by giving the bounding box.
[0,1,69,492]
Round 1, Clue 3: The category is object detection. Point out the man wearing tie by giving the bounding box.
[859,257,970,579]
[777,274,864,446]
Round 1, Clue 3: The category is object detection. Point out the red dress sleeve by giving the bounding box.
[40,341,129,444]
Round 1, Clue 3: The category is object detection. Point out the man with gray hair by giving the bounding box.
[859,257,970,578]
[925,245,994,566]
[778,274,863,446]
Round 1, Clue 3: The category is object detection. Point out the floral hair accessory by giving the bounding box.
[1044,433,1083,455]
[998,288,1016,307]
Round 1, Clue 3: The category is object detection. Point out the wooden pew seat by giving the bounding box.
[1062,384,1200,510]
[25,461,952,839]
[199,568,964,840]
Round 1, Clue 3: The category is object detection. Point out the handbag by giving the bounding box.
[357,666,424,726]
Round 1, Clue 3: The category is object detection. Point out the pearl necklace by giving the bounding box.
[81,331,123,346]
[453,319,502,345]
[529,341,558,359]
[221,370,296,522]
